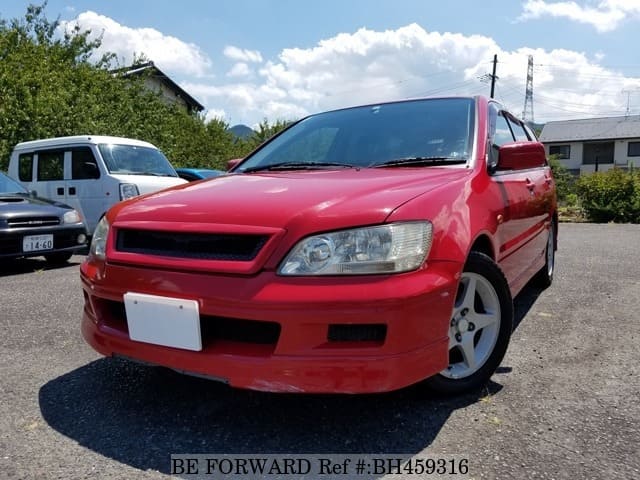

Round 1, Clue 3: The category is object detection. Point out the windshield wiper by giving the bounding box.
[242,162,356,173]
[371,157,468,168]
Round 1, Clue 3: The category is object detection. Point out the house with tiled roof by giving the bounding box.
[539,115,640,174]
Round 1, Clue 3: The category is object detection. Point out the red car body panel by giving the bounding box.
[80,96,556,393]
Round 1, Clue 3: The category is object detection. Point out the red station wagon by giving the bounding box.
[80,96,557,395]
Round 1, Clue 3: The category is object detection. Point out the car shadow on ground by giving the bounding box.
[39,359,502,474]
[0,257,82,277]
[38,284,542,475]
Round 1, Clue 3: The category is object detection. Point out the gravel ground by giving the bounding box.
[0,223,638,480]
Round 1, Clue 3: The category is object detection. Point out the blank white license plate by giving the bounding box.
[23,234,54,252]
[124,292,202,351]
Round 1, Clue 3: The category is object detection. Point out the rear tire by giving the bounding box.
[425,251,513,395]
[534,221,555,288]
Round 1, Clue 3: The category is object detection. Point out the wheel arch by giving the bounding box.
[469,233,495,261]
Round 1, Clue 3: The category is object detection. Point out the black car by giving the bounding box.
[0,172,87,264]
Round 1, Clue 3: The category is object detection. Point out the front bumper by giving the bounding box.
[0,226,87,259]
[80,259,461,393]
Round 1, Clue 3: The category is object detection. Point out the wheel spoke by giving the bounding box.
[458,275,477,311]
[468,309,499,331]
[459,332,477,371]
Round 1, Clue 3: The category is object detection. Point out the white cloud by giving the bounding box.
[223,46,263,63]
[204,108,227,123]
[518,0,640,32]
[227,62,252,78]
[185,22,640,125]
[59,11,212,76]
[58,12,640,126]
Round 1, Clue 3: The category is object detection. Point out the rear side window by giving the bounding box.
[507,117,530,142]
[18,153,33,181]
[71,147,100,179]
[493,115,514,147]
[37,150,64,181]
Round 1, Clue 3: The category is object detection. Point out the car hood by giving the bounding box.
[112,167,471,232]
[0,193,72,219]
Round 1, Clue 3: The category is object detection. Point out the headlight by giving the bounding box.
[62,210,82,224]
[90,217,110,260]
[279,222,432,275]
[119,183,139,200]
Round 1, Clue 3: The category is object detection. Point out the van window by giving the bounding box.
[98,144,177,177]
[37,150,64,181]
[18,153,33,181]
[71,147,100,179]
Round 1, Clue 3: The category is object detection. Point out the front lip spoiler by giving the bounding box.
[113,354,231,385]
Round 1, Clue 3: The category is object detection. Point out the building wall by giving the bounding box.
[544,142,583,169]
[545,139,640,173]
[143,77,189,111]
[614,139,640,168]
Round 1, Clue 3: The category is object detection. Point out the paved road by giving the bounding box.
[1,223,639,479]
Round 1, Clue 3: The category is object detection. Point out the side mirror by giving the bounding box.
[226,158,242,171]
[30,190,38,198]
[84,162,100,179]
[497,141,546,170]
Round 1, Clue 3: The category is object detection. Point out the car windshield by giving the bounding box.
[0,173,28,194]
[98,144,178,177]
[237,98,475,172]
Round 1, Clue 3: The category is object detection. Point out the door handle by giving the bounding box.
[57,187,64,195]
[525,179,535,190]
[68,187,76,195]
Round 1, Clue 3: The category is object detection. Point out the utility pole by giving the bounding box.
[522,55,534,122]
[478,55,499,97]
[490,54,498,98]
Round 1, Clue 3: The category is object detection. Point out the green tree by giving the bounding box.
[0,3,292,172]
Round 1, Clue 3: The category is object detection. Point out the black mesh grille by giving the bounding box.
[201,316,281,345]
[116,229,268,261]
[7,216,60,228]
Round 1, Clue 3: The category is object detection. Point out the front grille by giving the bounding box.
[7,216,60,228]
[116,229,269,261]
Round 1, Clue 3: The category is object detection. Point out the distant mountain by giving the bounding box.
[229,124,254,139]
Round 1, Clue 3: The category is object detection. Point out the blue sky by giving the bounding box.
[3,1,640,126]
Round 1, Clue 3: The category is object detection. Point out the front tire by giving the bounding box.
[425,251,513,395]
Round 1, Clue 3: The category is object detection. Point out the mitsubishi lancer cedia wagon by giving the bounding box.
[80,96,557,395]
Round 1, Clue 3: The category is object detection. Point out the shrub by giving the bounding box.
[576,168,640,223]
[548,155,576,203]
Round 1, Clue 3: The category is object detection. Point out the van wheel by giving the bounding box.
[44,252,73,265]
[425,252,513,395]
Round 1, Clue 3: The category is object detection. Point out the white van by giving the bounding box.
[8,136,187,233]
